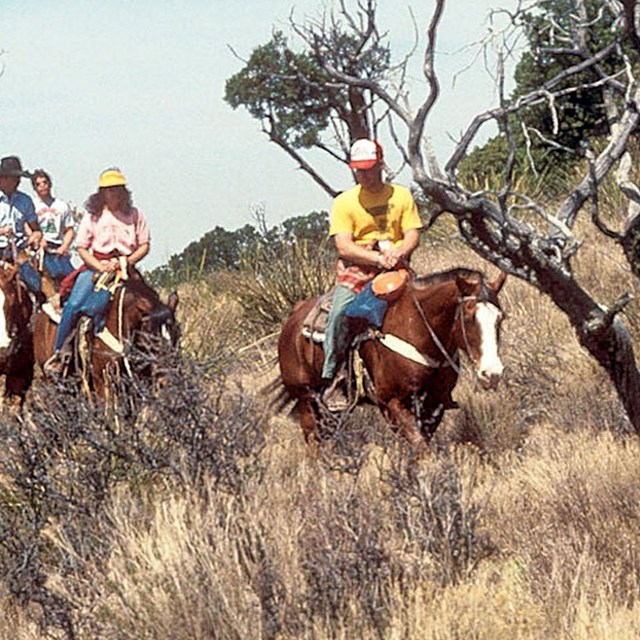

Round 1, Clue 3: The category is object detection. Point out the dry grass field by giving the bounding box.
[1,213,640,639]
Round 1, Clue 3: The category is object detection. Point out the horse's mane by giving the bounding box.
[118,274,177,339]
[123,273,161,302]
[414,267,485,288]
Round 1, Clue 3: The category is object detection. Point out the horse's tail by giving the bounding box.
[261,374,292,414]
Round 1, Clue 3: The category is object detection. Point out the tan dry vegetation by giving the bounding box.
[4,205,640,638]
[175,275,249,364]
[0,599,42,640]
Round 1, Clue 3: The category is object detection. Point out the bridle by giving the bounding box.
[411,292,463,373]
[380,286,499,373]
[453,295,484,368]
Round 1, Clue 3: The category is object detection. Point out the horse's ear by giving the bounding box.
[456,274,481,298]
[489,271,507,294]
[167,291,179,312]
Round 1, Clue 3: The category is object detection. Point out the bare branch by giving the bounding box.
[622,0,640,54]
[616,152,640,232]
[445,40,621,177]
[587,148,622,239]
[407,0,445,165]
[556,85,640,228]
[264,120,340,197]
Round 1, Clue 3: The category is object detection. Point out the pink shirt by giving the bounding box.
[75,207,150,256]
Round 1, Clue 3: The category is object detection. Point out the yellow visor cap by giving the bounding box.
[98,169,127,188]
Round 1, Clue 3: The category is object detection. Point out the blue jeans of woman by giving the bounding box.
[54,270,111,351]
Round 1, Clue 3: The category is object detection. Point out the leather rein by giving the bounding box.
[375,291,482,373]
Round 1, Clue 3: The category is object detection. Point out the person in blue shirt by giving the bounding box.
[0,156,43,295]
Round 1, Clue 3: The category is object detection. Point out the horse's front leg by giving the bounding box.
[381,397,428,450]
[4,373,29,409]
[296,395,323,457]
[5,343,34,407]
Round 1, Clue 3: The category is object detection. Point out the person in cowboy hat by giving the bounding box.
[44,167,151,376]
[321,138,422,411]
[0,155,45,294]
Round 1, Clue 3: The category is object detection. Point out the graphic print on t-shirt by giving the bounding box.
[366,203,389,233]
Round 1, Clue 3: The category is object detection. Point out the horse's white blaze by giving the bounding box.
[0,289,10,349]
[475,302,503,383]
[161,324,171,342]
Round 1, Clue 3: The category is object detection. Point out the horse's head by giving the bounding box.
[123,278,181,350]
[454,271,506,390]
[0,262,28,353]
[140,290,181,349]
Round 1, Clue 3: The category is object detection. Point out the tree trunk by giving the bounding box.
[578,317,640,432]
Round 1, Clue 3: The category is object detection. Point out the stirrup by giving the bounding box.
[43,351,69,378]
[321,375,350,412]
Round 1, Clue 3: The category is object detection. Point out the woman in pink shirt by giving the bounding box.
[44,168,150,375]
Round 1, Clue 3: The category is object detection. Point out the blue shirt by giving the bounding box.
[0,190,37,249]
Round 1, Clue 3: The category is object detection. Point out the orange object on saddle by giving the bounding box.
[371,269,409,301]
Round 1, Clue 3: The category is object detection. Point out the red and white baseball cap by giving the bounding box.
[348,138,384,169]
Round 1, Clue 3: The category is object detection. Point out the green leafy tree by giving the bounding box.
[148,212,331,289]
[511,0,629,169]
[225,32,333,150]
[224,12,392,195]
[148,225,260,288]
[280,210,329,243]
[459,0,635,182]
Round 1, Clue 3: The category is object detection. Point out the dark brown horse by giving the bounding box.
[0,262,34,404]
[277,268,507,448]
[34,270,180,397]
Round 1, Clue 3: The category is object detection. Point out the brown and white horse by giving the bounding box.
[0,262,34,404]
[277,268,506,448]
[34,270,180,397]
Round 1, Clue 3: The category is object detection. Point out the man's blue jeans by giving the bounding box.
[321,285,356,380]
[19,260,41,294]
[44,253,74,281]
[54,270,111,351]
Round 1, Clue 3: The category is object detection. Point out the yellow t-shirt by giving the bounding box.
[329,183,422,245]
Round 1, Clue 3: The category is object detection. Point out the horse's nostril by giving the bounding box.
[478,370,502,390]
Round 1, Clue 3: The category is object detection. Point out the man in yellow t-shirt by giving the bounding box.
[322,138,422,411]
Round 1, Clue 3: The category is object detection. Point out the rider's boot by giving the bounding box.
[321,367,349,412]
[42,293,62,323]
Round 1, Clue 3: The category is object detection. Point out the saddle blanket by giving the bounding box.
[301,282,389,342]
[301,290,333,342]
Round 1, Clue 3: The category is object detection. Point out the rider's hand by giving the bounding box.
[0,226,12,237]
[378,251,400,270]
[380,244,409,270]
[28,231,42,249]
[107,258,120,273]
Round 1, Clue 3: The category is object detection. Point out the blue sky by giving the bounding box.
[1,0,515,269]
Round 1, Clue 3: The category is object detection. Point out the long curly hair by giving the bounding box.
[85,186,133,217]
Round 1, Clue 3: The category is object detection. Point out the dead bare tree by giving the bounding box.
[290,0,640,431]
